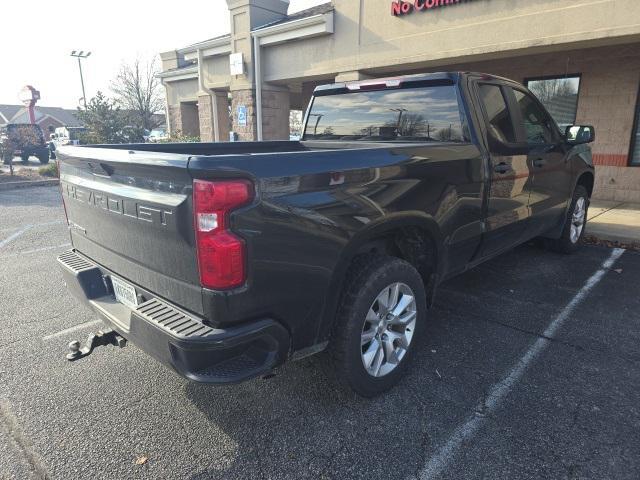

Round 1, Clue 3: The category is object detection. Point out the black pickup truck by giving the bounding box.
[56,72,595,397]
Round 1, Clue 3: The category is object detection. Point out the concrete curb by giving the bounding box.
[0,179,59,191]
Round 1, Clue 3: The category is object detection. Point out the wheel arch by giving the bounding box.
[575,170,595,198]
[316,212,444,344]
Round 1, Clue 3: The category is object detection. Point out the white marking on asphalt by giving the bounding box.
[42,320,102,341]
[416,248,626,480]
[21,243,71,255]
[0,225,33,249]
[0,221,65,250]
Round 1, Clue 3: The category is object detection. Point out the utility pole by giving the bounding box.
[70,50,91,109]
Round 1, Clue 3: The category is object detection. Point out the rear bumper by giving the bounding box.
[57,250,290,384]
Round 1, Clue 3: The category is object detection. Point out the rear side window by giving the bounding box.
[478,84,516,144]
[512,89,556,144]
[304,85,467,142]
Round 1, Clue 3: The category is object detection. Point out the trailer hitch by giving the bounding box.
[66,328,127,361]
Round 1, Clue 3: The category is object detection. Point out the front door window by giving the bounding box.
[512,89,557,145]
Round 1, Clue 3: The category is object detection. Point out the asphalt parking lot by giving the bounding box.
[1,185,639,480]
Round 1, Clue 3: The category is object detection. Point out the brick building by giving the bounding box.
[0,105,82,135]
[159,0,640,201]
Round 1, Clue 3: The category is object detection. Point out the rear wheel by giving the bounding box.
[551,185,589,254]
[329,255,427,397]
[20,155,29,164]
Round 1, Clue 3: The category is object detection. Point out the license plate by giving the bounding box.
[111,276,138,309]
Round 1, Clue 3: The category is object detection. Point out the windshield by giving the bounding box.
[304,85,467,142]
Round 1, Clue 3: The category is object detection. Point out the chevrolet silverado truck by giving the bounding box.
[56,72,595,397]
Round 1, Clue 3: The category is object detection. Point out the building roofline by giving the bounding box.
[252,10,334,46]
[164,2,334,56]
[177,34,232,55]
[157,65,199,81]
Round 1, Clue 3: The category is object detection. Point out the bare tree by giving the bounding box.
[111,57,164,131]
[528,78,576,103]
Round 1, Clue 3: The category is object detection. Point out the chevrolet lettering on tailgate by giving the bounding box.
[61,181,174,227]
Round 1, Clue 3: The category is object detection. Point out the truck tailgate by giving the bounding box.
[57,146,203,315]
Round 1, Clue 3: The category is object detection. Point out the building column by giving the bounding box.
[179,102,200,138]
[167,104,182,136]
[230,87,290,141]
[261,87,290,140]
[212,91,231,142]
[231,89,257,141]
[226,0,289,141]
[198,93,214,142]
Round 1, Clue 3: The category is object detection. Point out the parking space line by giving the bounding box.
[0,225,33,249]
[42,320,102,341]
[0,399,50,479]
[0,221,65,250]
[416,248,626,480]
[21,243,71,255]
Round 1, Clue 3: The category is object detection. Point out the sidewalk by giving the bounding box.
[586,200,640,247]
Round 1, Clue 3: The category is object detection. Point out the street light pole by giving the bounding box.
[70,50,91,109]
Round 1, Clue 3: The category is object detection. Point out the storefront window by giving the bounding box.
[525,75,581,129]
[631,88,640,165]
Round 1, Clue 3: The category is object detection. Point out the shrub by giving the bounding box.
[158,131,200,143]
[39,162,59,177]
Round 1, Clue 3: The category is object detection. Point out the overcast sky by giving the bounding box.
[0,0,326,108]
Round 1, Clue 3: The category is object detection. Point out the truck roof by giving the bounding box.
[313,71,516,95]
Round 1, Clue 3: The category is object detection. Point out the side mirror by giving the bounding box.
[565,125,595,145]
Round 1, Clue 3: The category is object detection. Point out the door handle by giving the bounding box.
[494,162,510,174]
[533,158,547,168]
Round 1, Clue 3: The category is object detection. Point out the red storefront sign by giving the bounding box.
[391,0,478,16]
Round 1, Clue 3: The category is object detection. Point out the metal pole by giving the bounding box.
[253,35,263,141]
[77,57,87,109]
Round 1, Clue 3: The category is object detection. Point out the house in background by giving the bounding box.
[0,104,83,136]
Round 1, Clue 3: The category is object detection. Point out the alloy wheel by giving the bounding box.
[570,197,586,244]
[360,282,417,377]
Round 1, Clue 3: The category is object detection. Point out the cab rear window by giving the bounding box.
[304,86,468,142]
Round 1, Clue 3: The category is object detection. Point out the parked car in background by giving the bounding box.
[1,123,50,164]
[52,126,86,146]
[56,72,595,397]
[147,128,168,142]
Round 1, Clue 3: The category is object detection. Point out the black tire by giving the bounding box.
[551,185,589,254]
[38,155,50,165]
[20,155,29,164]
[328,255,427,397]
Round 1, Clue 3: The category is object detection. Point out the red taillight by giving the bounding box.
[193,179,253,290]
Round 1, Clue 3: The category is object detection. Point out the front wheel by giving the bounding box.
[38,155,50,165]
[329,255,427,397]
[21,155,30,164]
[551,185,589,254]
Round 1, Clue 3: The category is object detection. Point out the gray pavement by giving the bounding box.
[1,186,639,480]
